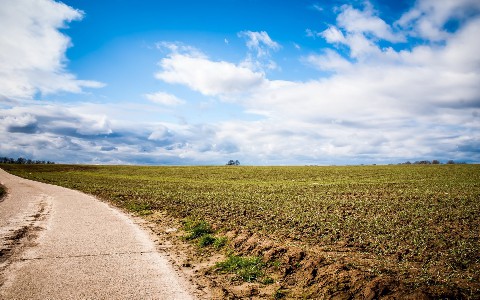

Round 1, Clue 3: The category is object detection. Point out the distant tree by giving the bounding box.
[447,160,455,164]
[16,157,26,164]
[414,160,431,165]
[432,160,440,164]
[0,156,54,165]
[226,160,240,166]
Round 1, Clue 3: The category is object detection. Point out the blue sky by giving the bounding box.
[0,0,479,165]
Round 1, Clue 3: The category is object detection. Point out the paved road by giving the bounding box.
[0,169,197,299]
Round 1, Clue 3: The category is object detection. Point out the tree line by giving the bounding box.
[226,160,240,166]
[399,160,465,165]
[0,156,55,165]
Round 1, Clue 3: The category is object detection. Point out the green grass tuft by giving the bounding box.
[215,254,265,282]
[183,220,227,248]
[198,234,216,247]
[183,220,214,240]
[262,276,275,285]
[213,236,227,249]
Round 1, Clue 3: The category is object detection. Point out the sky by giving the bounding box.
[0,0,479,165]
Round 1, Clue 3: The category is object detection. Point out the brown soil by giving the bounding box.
[141,211,479,300]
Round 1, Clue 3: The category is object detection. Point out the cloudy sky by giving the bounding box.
[0,0,479,165]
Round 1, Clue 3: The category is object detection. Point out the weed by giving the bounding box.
[183,220,213,240]
[262,276,275,285]
[198,234,216,247]
[213,236,227,249]
[215,254,265,282]
[181,219,228,249]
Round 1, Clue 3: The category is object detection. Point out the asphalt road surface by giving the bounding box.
[0,169,197,299]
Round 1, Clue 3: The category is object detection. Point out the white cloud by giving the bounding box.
[305,28,319,38]
[0,104,113,136]
[305,50,352,72]
[238,31,280,58]
[155,49,265,97]
[345,32,383,59]
[155,41,205,57]
[0,104,138,163]
[76,115,112,136]
[311,4,324,12]
[0,0,104,100]
[148,125,172,142]
[440,17,480,73]
[396,0,480,41]
[336,3,405,42]
[321,26,347,44]
[2,113,37,131]
[311,3,409,63]
[144,91,185,106]
[238,31,281,71]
